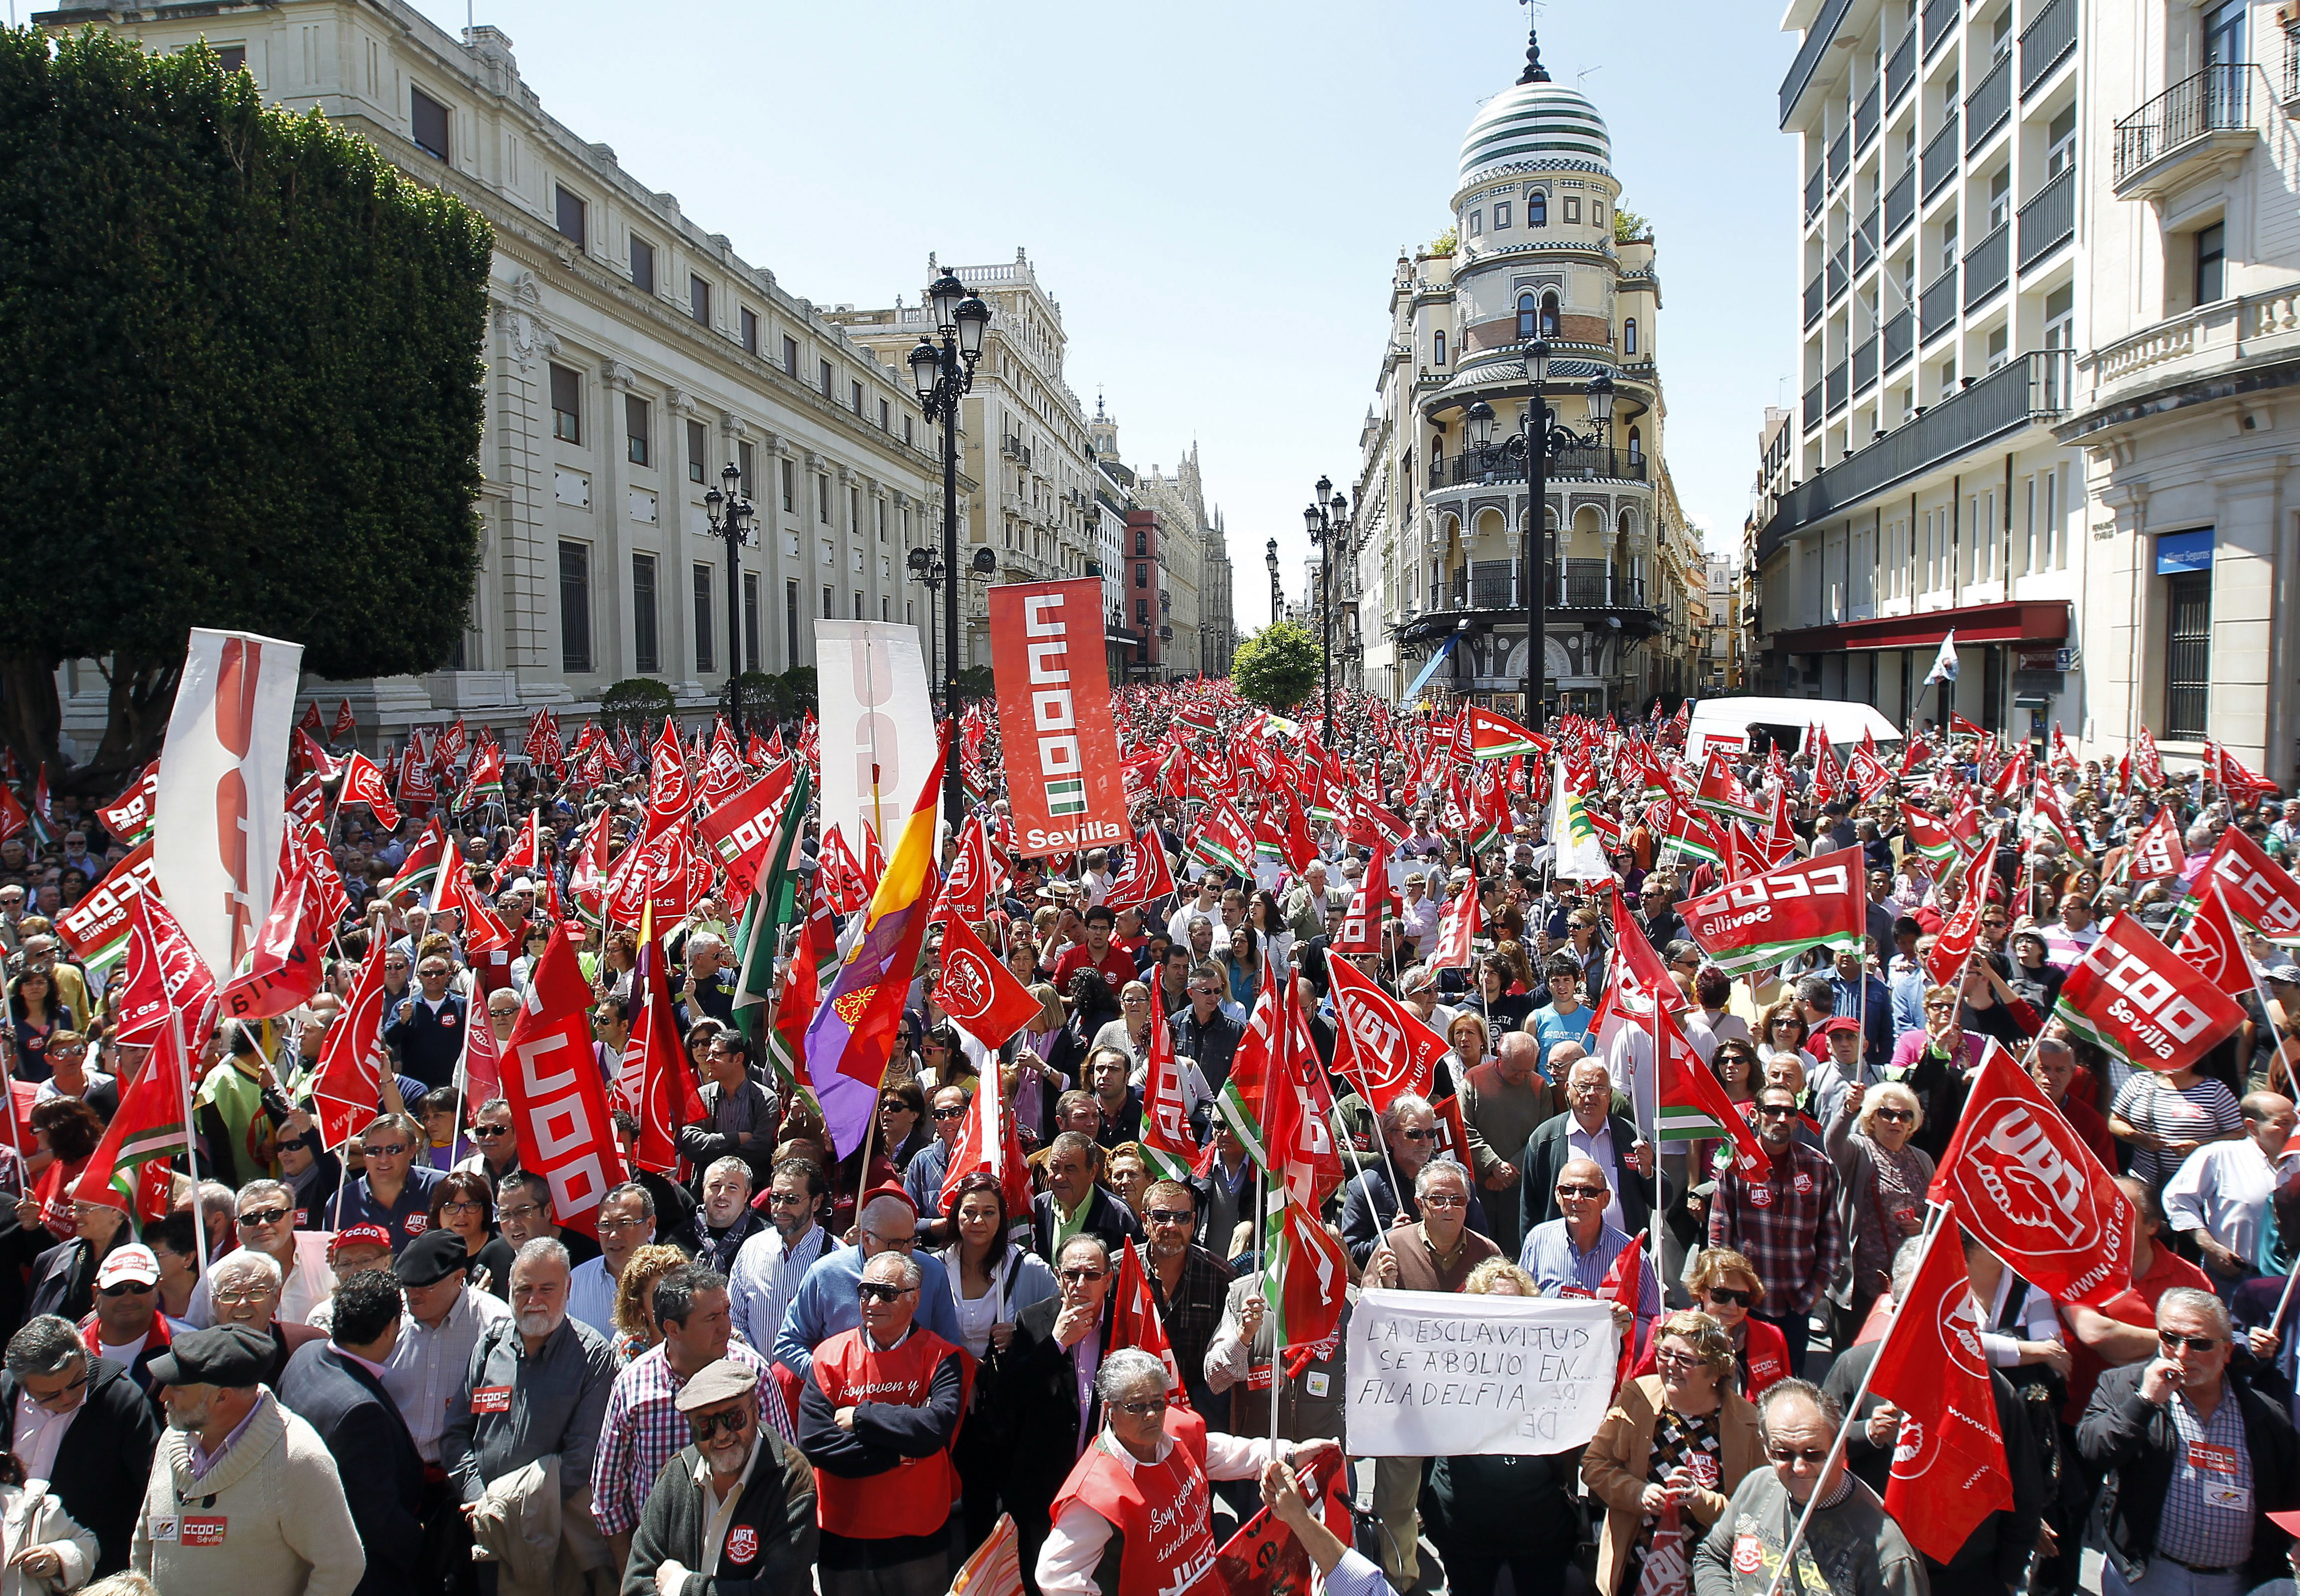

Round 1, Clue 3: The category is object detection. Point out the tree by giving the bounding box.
[0,28,493,793]
[951,666,996,705]
[598,679,676,739]
[1231,623,1322,713]
[1613,206,1653,244]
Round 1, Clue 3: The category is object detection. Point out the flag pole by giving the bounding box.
[174,1003,212,1287]
[1758,1200,1951,1596]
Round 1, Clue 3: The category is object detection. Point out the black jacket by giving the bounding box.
[382,990,470,1090]
[1171,1007,1246,1098]
[999,1296,1114,1520]
[2077,1360,2300,1585]
[277,1341,426,1596]
[1518,1112,1656,1239]
[1030,1185,1143,1265]
[620,1432,817,1596]
[0,1354,161,1575]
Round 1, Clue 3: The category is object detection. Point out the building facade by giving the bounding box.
[1353,32,1697,719]
[44,0,954,745]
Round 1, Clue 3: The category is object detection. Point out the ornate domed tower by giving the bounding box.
[1390,26,1668,721]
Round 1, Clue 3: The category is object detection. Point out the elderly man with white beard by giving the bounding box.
[440,1238,620,1594]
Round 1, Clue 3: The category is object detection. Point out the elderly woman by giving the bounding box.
[1887,983,1990,1161]
[1824,1080,1934,1345]
[1635,1248,1793,1399]
[1422,1258,1591,1596]
[1445,1011,1490,1095]
[1583,1310,1763,1596]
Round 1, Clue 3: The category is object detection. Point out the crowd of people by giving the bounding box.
[0,686,2298,1596]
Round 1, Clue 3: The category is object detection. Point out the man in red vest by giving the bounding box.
[797,1250,971,1596]
[1037,1346,1337,1596]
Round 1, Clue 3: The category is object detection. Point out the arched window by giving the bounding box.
[1627,426,1644,463]
[1134,530,1146,555]
[1517,292,1539,341]
[1529,192,1548,227]
[1624,317,1638,356]
[1434,329,1446,366]
[1541,293,1560,339]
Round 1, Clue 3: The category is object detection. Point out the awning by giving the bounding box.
[1772,599,2070,656]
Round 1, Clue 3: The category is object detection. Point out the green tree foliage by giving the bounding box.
[1614,206,1653,244]
[0,27,493,792]
[952,666,996,705]
[728,668,818,727]
[1231,623,1322,713]
[598,679,677,738]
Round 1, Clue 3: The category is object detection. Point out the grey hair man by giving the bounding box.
[771,1186,964,1382]
[3,1313,162,1576]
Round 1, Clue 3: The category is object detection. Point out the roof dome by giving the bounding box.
[1456,37,1611,189]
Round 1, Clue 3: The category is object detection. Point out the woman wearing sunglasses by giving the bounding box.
[1823,1080,1932,1346]
[1633,1248,1793,1401]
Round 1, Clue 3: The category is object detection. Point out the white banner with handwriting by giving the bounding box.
[1345,1289,1618,1456]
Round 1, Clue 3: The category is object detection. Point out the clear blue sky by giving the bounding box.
[402,0,1799,627]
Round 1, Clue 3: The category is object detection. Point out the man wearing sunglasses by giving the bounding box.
[1693,1378,1924,1596]
[335,1110,444,1255]
[185,1180,333,1330]
[1707,1088,1843,1377]
[2077,1287,2300,1596]
[798,1251,968,1596]
[624,1358,816,1596]
[1006,1235,1120,1581]
[0,1313,161,1576]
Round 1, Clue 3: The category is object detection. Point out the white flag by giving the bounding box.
[1924,629,1959,686]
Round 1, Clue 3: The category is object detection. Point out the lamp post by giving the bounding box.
[905,545,944,715]
[1463,342,1615,794]
[1264,538,1283,626]
[1302,477,1350,746]
[704,461,756,740]
[907,270,992,830]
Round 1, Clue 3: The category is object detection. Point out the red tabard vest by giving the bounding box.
[1049,1406,1222,1596]
[810,1326,971,1540]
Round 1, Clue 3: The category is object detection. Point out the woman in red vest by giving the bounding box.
[1036,1347,1338,1596]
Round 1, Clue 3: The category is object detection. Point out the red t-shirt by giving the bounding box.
[2062,1242,2212,1421]
[1050,943,1136,996]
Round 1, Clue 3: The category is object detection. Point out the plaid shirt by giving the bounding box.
[1148,1244,1234,1407]
[1709,1139,1842,1317]
[589,1338,776,1537]
[2159,1385,2255,1570]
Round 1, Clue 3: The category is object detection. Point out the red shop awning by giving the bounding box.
[1773,599,2069,655]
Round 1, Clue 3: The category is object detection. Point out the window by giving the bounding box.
[879,399,891,430]
[819,359,834,397]
[881,596,890,622]
[817,476,831,524]
[782,579,797,669]
[1986,325,2010,372]
[2043,284,2075,351]
[1541,293,1559,338]
[1593,201,1606,230]
[215,45,247,74]
[1563,197,1581,224]
[1517,292,1538,341]
[1136,563,1148,588]
[684,418,707,485]
[854,591,864,619]
[740,307,759,355]
[850,486,861,531]
[410,86,450,161]
[2046,105,2077,179]
[629,236,655,293]
[689,275,710,326]
[2196,222,2227,305]
[1468,209,1482,235]
[1988,167,2011,232]
[1434,329,1446,365]
[1941,212,1958,275]
[851,380,864,416]
[2165,570,2213,738]
[904,416,914,447]
[1136,597,1150,623]
[2205,0,2247,66]
[1494,200,1512,230]
[782,335,800,375]
[1624,317,1638,356]
[780,458,796,513]
[555,187,586,249]
[1529,192,1547,227]
[558,542,591,672]
[1135,530,1147,555]
[1627,426,1643,463]
[549,364,581,444]
[631,553,659,674]
[822,586,834,619]
[693,564,714,674]
[625,395,649,467]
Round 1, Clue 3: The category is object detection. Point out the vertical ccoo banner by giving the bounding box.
[988,577,1129,855]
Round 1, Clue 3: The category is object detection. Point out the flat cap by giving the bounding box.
[674,1357,759,1413]
[148,1325,271,1389]
[393,1230,471,1288]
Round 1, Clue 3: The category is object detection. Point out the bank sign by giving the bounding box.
[988,578,1130,855]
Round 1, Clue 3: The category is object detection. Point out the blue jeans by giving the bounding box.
[2104,1557,2248,1596]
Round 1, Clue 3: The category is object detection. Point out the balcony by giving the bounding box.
[1854,207,1880,272]
[1966,53,2013,153]
[1923,114,1961,201]
[1885,165,1917,241]
[1828,245,1850,303]
[1781,0,1855,126]
[1887,23,1919,110]
[2017,165,2076,270]
[2288,23,2300,107]
[2113,65,2260,199]
[1396,562,1661,645]
[1853,334,1879,395]
[1964,223,2010,309]
[1920,266,1960,343]
[2074,282,2300,412]
[1829,129,1852,189]
[1756,349,2075,561]
[1806,165,1826,222]
[1427,443,1650,490]
[1883,306,1915,372]
[1827,358,1850,414]
[1924,0,1959,61]
[2021,0,2077,100]
[1855,81,1882,152]
[1804,380,1825,434]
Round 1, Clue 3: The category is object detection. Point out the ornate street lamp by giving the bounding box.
[704,461,756,739]
[1303,480,1350,745]
[907,270,992,828]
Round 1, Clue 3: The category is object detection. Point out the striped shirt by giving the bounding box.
[588,1338,779,1538]
[2158,1386,2254,1571]
[2111,1073,2243,1190]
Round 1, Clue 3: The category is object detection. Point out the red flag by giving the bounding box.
[628,932,704,1175]
[291,726,341,783]
[2131,727,2165,789]
[1103,824,1179,913]
[2176,878,2257,999]
[334,750,399,827]
[1928,1039,2134,1306]
[1109,1238,1189,1405]
[819,827,870,914]
[433,835,516,955]
[2197,826,2300,946]
[95,760,159,841]
[114,889,220,1047]
[217,852,326,1022]
[1925,855,1992,989]
[2057,913,2245,1074]
[1331,837,1389,956]
[1865,1211,2015,1563]
[1601,1235,1648,1392]
[461,981,504,1116]
[297,701,326,741]
[1138,996,1205,1183]
[70,1022,193,1211]
[937,1057,1033,1222]
[930,913,1043,1051]
[502,928,628,1238]
[311,936,395,1150]
[935,814,1001,923]
[696,763,797,903]
[1260,992,1343,1212]
[645,719,695,835]
[1677,846,1866,980]
[1693,747,1764,823]
[1324,953,1450,1115]
[1429,881,1480,970]
[332,698,358,741]
[1655,1000,1771,1180]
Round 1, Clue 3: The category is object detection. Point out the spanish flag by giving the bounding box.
[803,733,947,1158]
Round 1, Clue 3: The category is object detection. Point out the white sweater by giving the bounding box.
[131,1390,364,1596]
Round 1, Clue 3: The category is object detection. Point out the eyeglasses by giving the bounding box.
[441,1200,486,1216]
[472,1125,512,1139]
[1768,1445,1831,1468]
[1144,1209,1194,1227]
[686,1406,753,1440]
[2159,1331,2225,1353]
[498,1203,545,1223]
[596,1217,648,1234]
[1704,1287,1754,1307]
[766,1190,809,1207]
[1113,1396,1169,1418]
[364,1143,409,1158]
[1872,1108,1915,1124]
[23,1370,86,1408]
[1395,1128,1438,1142]
[1060,1267,1109,1284]
[1756,1104,1800,1119]
[1555,1184,1607,1199]
[212,1285,278,1306]
[856,1282,916,1303]
[1420,1191,1467,1209]
[236,1207,289,1228]
[1923,1001,1957,1013]
[1654,1348,1700,1368]
[99,1280,155,1298]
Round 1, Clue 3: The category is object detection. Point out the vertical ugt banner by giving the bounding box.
[152,629,303,984]
[988,578,1129,855]
[814,621,936,853]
